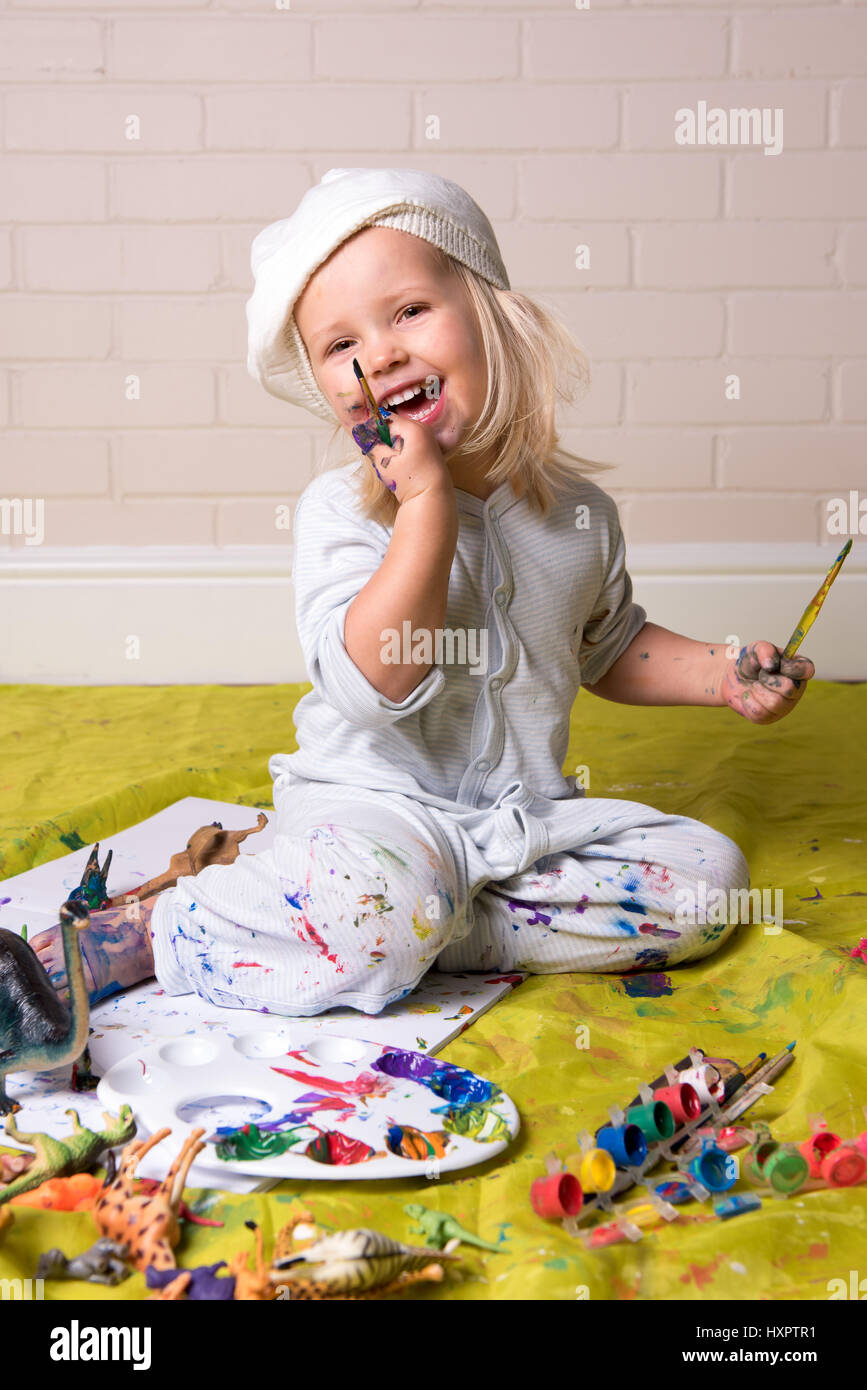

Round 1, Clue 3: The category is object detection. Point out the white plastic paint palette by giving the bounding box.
[96,1028,519,1183]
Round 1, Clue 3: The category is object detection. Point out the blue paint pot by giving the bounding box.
[596,1123,647,1168]
[688,1144,736,1193]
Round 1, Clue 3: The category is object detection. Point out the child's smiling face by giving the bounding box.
[295,226,489,467]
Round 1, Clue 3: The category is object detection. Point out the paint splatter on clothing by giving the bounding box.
[150,777,750,1013]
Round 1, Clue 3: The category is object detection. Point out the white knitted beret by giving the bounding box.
[245,167,511,422]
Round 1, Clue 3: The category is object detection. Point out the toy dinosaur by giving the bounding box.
[146,1262,235,1301]
[0,1106,136,1204]
[275,1207,322,1254]
[68,844,114,911]
[108,815,269,907]
[71,1044,101,1093]
[229,1221,275,1300]
[93,1126,206,1272]
[271,1226,460,1300]
[403,1202,504,1253]
[9,1172,104,1210]
[37,1239,131,1286]
[0,1150,32,1184]
[136,1178,224,1228]
[0,901,92,1115]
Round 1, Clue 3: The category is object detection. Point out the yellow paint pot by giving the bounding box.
[565,1148,617,1194]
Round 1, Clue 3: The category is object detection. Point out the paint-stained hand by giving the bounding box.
[348,409,453,506]
[31,901,157,1006]
[720,641,815,724]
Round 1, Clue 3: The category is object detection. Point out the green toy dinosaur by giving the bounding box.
[0,1105,137,1205]
[403,1203,505,1254]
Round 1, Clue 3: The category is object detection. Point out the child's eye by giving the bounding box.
[326,306,427,355]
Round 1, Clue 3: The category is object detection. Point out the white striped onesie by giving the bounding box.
[150,463,750,1015]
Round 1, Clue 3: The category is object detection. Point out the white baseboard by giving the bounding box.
[1,543,864,684]
[0,547,301,685]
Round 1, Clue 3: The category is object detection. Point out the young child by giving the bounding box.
[33,168,815,1016]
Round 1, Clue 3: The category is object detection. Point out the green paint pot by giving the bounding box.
[763,1144,809,1194]
[743,1137,780,1185]
[626,1101,675,1142]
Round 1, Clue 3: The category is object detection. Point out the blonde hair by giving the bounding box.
[305,246,616,526]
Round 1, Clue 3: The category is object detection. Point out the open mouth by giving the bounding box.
[381,377,445,424]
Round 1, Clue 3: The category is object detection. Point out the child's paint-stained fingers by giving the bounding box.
[779,653,815,682]
[736,643,814,694]
[351,407,395,457]
[735,641,779,681]
[753,670,808,699]
[351,414,404,494]
[746,678,799,712]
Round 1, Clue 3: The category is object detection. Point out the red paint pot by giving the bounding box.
[653,1082,701,1126]
[530,1172,584,1220]
[821,1144,867,1188]
[798,1128,842,1179]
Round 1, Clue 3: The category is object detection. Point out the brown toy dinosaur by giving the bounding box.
[108,814,268,908]
[92,1127,206,1272]
[229,1221,275,1301]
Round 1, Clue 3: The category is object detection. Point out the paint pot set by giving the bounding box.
[531,1045,800,1248]
[531,1049,737,1244]
[96,1031,519,1184]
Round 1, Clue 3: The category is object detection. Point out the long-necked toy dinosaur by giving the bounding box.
[0,901,91,1115]
[93,1127,207,1272]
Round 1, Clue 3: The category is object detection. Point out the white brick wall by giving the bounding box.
[0,0,864,680]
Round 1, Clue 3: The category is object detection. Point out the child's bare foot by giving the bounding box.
[30,899,157,1006]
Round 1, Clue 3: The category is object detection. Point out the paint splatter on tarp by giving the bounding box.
[620,972,673,998]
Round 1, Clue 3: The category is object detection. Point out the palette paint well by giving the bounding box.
[96,1030,519,1182]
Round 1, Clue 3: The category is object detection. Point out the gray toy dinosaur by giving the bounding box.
[37,1238,131,1286]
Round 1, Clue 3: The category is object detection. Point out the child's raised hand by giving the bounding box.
[349,409,453,506]
[720,641,815,724]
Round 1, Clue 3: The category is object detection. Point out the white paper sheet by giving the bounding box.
[0,798,525,1191]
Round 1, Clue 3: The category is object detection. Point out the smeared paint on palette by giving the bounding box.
[96,1033,519,1183]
